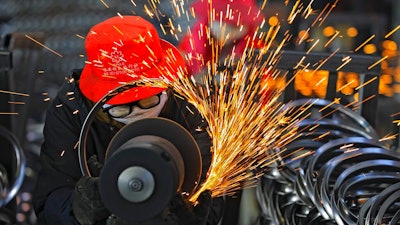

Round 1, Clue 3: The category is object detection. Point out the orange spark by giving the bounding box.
[25,34,63,57]
[98,0,109,8]
[318,0,338,27]
[0,90,29,97]
[324,30,340,47]
[336,56,352,71]
[355,76,378,91]
[8,101,25,105]
[354,35,375,52]
[385,25,400,39]
[367,56,388,70]
[0,112,18,115]
[311,4,329,28]
[311,48,340,74]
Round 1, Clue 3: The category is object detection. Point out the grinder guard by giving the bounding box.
[98,118,202,222]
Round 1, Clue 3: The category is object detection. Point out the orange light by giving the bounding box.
[346,27,358,37]
[381,60,389,69]
[382,49,397,58]
[382,40,398,50]
[298,29,310,40]
[363,44,377,54]
[294,70,328,98]
[341,86,354,95]
[381,74,393,83]
[322,26,336,37]
[268,16,279,27]
[394,84,400,93]
[337,72,359,96]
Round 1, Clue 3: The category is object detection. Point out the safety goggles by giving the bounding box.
[103,92,162,118]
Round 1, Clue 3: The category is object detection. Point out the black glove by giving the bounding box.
[168,191,213,225]
[106,213,178,225]
[104,191,216,225]
[87,155,103,177]
[72,176,109,225]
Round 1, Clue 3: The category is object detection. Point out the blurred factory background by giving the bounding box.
[0,0,400,224]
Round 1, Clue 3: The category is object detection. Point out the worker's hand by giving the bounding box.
[168,190,213,225]
[72,176,109,225]
[87,155,103,177]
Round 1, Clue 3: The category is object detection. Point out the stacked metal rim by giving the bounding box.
[0,125,26,224]
[256,98,400,225]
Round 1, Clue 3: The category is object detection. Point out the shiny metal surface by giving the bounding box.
[99,137,184,222]
[0,125,25,207]
[255,98,400,225]
[282,98,379,140]
[117,166,155,203]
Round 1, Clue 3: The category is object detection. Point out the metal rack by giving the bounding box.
[273,50,381,129]
[252,50,400,225]
[0,49,12,130]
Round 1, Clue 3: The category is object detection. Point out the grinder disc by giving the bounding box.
[99,117,202,221]
[100,143,181,221]
[105,117,202,195]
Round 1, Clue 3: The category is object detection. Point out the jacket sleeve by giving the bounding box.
[33,80,89,224]
[37,187,79,225]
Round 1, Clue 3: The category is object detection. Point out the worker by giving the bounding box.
[33,15,224,225]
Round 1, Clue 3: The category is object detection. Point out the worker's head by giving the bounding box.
[193,0,264,43]
[79,15,185,123]
[80,15,185,105]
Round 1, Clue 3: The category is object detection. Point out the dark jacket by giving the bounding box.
[33,70,221,225]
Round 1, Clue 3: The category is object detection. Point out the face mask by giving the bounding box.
[108,91,168,125]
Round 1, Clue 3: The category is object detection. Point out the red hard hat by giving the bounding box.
[79,15,186,105]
